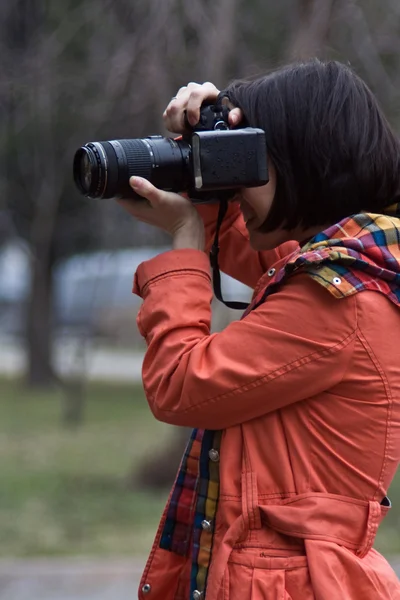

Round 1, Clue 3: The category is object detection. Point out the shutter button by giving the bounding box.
[208,449,219,462]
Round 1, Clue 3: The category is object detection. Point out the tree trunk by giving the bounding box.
[26,242,54,387]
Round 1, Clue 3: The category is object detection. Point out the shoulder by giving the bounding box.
[249,273,358,347]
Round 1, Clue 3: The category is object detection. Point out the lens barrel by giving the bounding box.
[73,137,190,199]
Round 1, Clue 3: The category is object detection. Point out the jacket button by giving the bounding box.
[142,583,151,594]
[201,519,212,532]
[208,449,219,462]
[267,267,276,277]
[193,591,203,600]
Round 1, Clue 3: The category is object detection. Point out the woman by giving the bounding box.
[119,60,400,599]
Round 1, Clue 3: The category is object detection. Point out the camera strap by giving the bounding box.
[210,200,250,310]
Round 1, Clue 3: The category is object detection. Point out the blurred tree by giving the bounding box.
[1,0,99,389]
[287,0,338,59]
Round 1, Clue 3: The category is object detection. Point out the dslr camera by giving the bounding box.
[73,99,268,203]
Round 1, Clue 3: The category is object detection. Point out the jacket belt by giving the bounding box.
[205,491,390,600]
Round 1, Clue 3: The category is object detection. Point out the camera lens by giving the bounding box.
[73,138,191,200]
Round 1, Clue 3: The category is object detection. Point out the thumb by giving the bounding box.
[129,176,163,207]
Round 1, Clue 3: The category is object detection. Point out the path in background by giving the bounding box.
[0,559,144,600]
[0,557,399,599]
[0,336,144,382]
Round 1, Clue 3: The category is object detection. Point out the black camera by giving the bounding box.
[72,101,268,203]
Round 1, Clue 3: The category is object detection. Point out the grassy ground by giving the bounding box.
[0,378,170,557]
[0,377,398,558]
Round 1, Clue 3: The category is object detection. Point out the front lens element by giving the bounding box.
[73,144,105,198]
[80,152,92,191]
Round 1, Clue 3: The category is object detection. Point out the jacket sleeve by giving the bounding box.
[196,203,299,289]
[133,249,357,430]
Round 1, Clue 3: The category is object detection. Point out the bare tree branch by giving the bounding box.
[287,0,337,60]
[340,0,397,102]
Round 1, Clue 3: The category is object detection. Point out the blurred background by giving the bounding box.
[0,0,399,598]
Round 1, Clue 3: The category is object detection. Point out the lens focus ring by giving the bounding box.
[120,139,153,179]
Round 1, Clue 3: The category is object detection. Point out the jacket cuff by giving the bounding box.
[133,249,211,297]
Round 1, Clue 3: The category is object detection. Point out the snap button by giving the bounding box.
[142,583,151,594]
[267,268,276,277]
[208,448,220,462]
[201,519,212,532]
[333,277,342,285]
[193,591,203,600]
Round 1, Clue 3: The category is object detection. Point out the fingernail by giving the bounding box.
[230,114,239,126]
[130,176,142,188]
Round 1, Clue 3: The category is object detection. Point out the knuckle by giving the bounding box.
[189,88,203,100]
[166,103,179,115]
[203,81,218,90]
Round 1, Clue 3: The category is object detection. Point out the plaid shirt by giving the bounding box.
[159,205,400,598]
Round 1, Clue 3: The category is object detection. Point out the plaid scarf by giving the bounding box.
[159,205,400,598]
[248,204,400,313]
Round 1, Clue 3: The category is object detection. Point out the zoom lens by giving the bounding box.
[73,137,191,199]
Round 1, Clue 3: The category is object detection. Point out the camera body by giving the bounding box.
[73,102,269,202]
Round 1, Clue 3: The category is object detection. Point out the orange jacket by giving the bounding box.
[133,202,400,600]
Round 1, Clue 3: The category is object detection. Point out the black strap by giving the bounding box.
[209,200,249,310]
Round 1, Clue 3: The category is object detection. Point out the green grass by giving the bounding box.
[0,377,398,558]
[0,378,171,557]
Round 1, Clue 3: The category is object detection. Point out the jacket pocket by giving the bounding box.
[251,566,288,600]
[218,549,312,600]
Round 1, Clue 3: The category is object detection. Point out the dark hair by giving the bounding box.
[224,59,400,232]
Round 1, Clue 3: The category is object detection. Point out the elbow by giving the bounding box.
[148,395,223,430]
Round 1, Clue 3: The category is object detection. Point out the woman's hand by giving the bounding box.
[117,81,244,249]
[117,177,205,251]
[163,81,244,132]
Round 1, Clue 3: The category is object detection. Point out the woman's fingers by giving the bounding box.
[228,107,244,127]
[163,81,245,132]
[163,81,220,132]
[116,177,201,239]
[185,82,220,126]
[163,94,190,132]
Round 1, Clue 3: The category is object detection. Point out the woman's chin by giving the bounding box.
[248,229,288,251]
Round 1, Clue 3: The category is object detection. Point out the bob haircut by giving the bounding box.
[223,59,400,232]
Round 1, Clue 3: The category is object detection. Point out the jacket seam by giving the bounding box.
[307,297,357,493]
[140,269,211,295]
[150,328,357,416]
[356,328,392,502]
[219,491,302,500]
